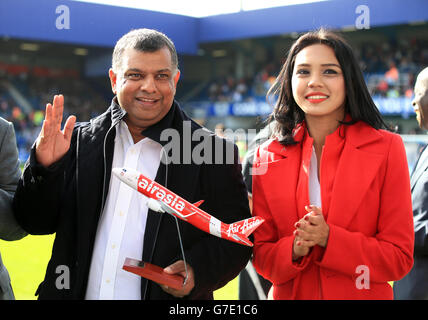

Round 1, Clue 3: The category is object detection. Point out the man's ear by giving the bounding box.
[173,69,181,88]
[109,68,117,94]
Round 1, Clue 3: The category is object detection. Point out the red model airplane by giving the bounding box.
[112,167,264,247]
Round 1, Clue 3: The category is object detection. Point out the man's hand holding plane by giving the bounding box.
[162,261,195,298]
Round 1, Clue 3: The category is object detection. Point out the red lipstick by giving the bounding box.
[305,92,329,103]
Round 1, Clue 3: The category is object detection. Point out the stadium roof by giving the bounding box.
[1,0,427,55]
[71,0,328,18]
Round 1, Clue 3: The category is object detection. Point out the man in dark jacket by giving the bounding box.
[12,29,251,300]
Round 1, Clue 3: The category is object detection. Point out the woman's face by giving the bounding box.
[291,44,346,122]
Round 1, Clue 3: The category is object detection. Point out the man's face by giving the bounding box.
[413,75,428,130]
[109,47,180,131]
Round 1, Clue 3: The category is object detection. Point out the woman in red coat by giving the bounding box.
[251,29,414,299]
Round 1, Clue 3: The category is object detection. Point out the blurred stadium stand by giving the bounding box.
[0,0,427,165]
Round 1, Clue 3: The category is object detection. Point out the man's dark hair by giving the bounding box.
[267,28,388,145]
[112,28,178,73]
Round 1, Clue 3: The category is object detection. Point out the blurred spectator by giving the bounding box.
[385,62,399,85]
[214,123,225,138]
[203,36,426,104]
[232,78,248,102]
[0,68,110,164]
[387,86,400,98]
[376,79,389,97]
[208,81,220,101]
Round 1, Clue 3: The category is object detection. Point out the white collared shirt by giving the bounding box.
[85,120,162,300]
[309,146,322,208]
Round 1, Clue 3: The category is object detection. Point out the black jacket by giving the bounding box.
[13,99,252,300]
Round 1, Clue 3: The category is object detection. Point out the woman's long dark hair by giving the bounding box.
[267,28,388,145]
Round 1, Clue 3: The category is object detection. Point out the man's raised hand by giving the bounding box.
[35,95,76,167]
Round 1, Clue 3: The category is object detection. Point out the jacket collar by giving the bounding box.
[264,123,306,157]
[110,97,126,125]
[345,120,383,149]
[410,145,428,190]
[266,117,383,158]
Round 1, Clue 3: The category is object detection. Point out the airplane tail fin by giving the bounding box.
[227,216,264,246]
[193,200,204,207]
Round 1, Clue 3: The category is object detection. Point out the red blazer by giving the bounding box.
[252,121,414,299]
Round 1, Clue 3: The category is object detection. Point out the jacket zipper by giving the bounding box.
[73,127,81,299]
[99,122,118,215]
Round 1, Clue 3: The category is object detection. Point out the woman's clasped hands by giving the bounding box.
[292,205,330,261]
